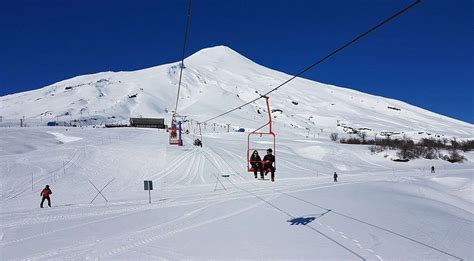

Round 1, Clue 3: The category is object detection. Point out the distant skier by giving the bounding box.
[431,166,435,174]
[40,185,52,208]
[333,172,338,182]
[250,150,264,179]
[263,148,276,182]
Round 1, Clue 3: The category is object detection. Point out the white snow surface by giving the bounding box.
[0,126,473,260]
[47,131,83,143]
[1,46,473,260]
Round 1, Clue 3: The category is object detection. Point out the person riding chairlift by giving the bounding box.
[263,148,276,182]
[170,125,177,138]
[194,138,202,147]
[250,150,264,179]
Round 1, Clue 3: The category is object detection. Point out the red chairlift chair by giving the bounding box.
[247,96,276,173]
[169,114,183,146]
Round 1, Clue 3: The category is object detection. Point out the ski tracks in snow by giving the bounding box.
[19,194,275,260]
[171,149,207,185]
[149,149,194,182]
[5,136,466,260]
[87,197,273,259]
[319,221,384,261]
[11,144,366,259]
[205,145,385,261]
[3,147,83,201]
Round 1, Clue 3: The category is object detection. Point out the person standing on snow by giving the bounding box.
[333,172,338,182]
[263,148,276,182]
[431,166,435,174]
[40,185,52,208]
[250,150,264,179]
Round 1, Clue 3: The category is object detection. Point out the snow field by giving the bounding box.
[1,126,472,260]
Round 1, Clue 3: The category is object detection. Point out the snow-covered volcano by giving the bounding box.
[1,46,473,260]
[0,46,472,138]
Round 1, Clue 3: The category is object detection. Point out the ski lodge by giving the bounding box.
[129,118,165,129]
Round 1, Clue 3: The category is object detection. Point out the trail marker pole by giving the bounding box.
[214,177,219,191]
[144,180,153,204]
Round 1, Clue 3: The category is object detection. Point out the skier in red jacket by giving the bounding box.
[40,185,52,208]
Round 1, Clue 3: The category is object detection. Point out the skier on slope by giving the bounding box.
[40,185,52,208]
[333,172,338,182]
[263,148,276,182]
[250,150,264,179]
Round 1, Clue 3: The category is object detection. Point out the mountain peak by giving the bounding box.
[187,45,253,65]
[190,45,239,56]
[1,45,472,139]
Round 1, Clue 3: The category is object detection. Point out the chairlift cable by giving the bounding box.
[198,146,366,260]
[202,0,421,124]
[174,0,193,114]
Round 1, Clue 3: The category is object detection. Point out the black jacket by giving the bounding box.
[263,154,275,166]
[250,154,262,166]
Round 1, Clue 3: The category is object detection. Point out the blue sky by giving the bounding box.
[1,0,472,123]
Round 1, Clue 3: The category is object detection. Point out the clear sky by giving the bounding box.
[1,0,472,123]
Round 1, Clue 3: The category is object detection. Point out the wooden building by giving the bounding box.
[129,118,165,129]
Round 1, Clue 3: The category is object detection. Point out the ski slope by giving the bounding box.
[1,126,472,260]
[1,45,473,260]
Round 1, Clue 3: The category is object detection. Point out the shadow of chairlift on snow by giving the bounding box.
[280,192,464,260]
[287,217,316,225]
[287,209,331,226]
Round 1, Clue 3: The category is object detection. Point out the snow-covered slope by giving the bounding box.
[1,46,472,139]
[1,46,473,259]
[1,127,473,260]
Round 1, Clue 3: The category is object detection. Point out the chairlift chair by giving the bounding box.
[247,96,276,172]
[193,121,203,147]
[169,114,183,146]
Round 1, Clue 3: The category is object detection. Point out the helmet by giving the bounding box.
[267,148,273,153]
[45,185,49,188]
